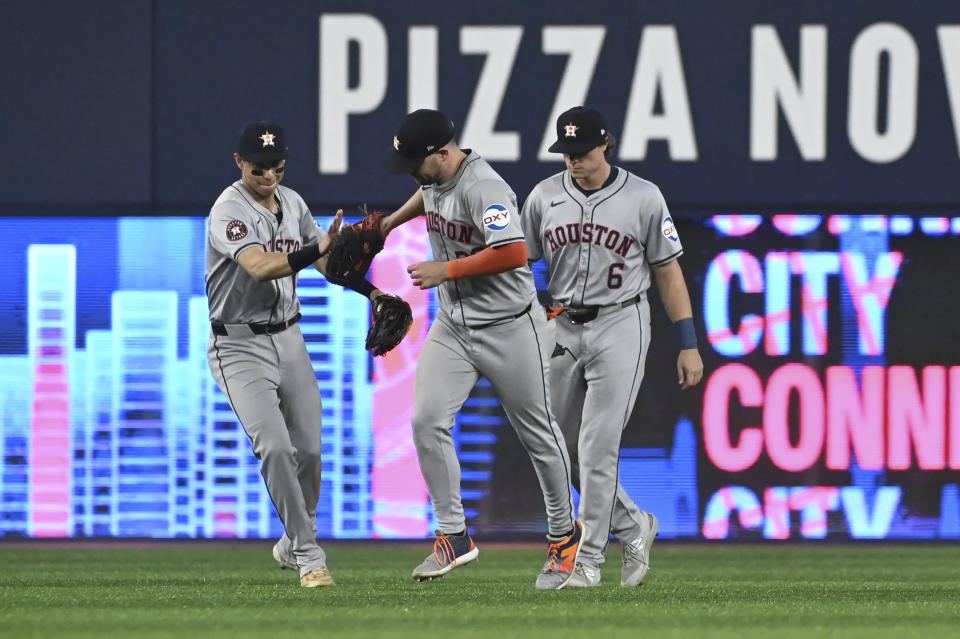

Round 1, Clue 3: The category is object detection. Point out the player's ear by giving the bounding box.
[234,153,244,170]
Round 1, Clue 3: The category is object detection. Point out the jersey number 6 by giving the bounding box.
[607,263,625,289]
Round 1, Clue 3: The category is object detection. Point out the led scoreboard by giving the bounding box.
[688,214,959,540]
[0,214,957,540]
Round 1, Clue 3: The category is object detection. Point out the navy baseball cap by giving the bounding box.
[236,121,289,163]
[386,109,455,173]
[548,107,608,154]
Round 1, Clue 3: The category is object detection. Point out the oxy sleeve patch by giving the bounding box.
[483,204,511,231]
[661,216,679,242]
[226,220,248,241]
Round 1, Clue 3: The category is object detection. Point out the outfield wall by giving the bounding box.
[3,1,960,212]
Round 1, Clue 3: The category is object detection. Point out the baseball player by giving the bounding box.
[205,121,387,588]
[382,109,583,589]
[521,106,704,587]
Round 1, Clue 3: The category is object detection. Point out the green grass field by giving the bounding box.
[1,542,958,638]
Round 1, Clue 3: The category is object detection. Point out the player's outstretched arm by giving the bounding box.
[381,189,426,237]
[236,246,297,281]
[407,241,527,289]
[653,259,704,389]
[236,211,343,282]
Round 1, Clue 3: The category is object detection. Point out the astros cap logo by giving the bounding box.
[564,123,579,138]
[393,136,402,151]
[259,131,277,147]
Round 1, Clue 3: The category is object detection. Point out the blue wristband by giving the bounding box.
[674,317,698,350]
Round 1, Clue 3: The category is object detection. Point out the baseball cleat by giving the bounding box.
[300,567,336,588]
[535,519,584,590]
[412,531,479,582]
[272,539,298,571]
[566,561,602,588]
[621,511,659,586]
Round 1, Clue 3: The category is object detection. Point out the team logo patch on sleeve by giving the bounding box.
[662,216,679,242]
[483,204,511,231]
[226,220,248,241]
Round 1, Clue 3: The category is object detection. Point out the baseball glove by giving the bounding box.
[325,206,385,286]
[366,294,413,356]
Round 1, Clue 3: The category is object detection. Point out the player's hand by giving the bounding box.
[677,348,704,389]
[320,209,344,252]
[407,260,449,289]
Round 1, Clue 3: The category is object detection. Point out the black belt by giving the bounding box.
[558,295,643,325]
[211,313,301,336]
[470,303,532,329]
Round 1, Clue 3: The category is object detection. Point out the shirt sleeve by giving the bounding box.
[208,200,264,261]
[465,179,524,248]
[643,186,684,266]
[520,185,545,262]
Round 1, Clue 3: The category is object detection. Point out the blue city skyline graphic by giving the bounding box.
[0,217,700,539]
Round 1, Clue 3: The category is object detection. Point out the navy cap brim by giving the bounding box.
[385,148,426,174]
[548,139,601,154]
[240,148,288,163]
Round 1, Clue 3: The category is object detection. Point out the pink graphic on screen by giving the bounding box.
[764,364,825,472]
[839,252,902,356]
[764,252,790,355]
[29,247,74,537]
[791,487,839,538]
[791,253,832,355]
[710,215,762,237]
[771,214,821,236]
[763,487,790,539]
[705,250,765,356]
[825,366,885,470]
[888,366,946,471]
[919,217,950,235]
[763,487,840,539]
[702,363,764,472]
[370,218,432,538]
[827,215,853,234]
[702,486,763,538]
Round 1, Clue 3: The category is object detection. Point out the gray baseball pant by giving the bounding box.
[411,309,576,538]
[550,300,652,568]
[208,324,327,576]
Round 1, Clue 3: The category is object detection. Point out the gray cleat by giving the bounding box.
[565,561,601,587]
[535,519,584,590]
[272,539,298,571]
[535,558,567,591]
[621,511,658,586]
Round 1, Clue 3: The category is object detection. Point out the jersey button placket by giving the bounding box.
[578,206,591,288]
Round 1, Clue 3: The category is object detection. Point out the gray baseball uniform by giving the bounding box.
[205,180,328,576]
[414,150,576,538]
[521,167,683,568]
